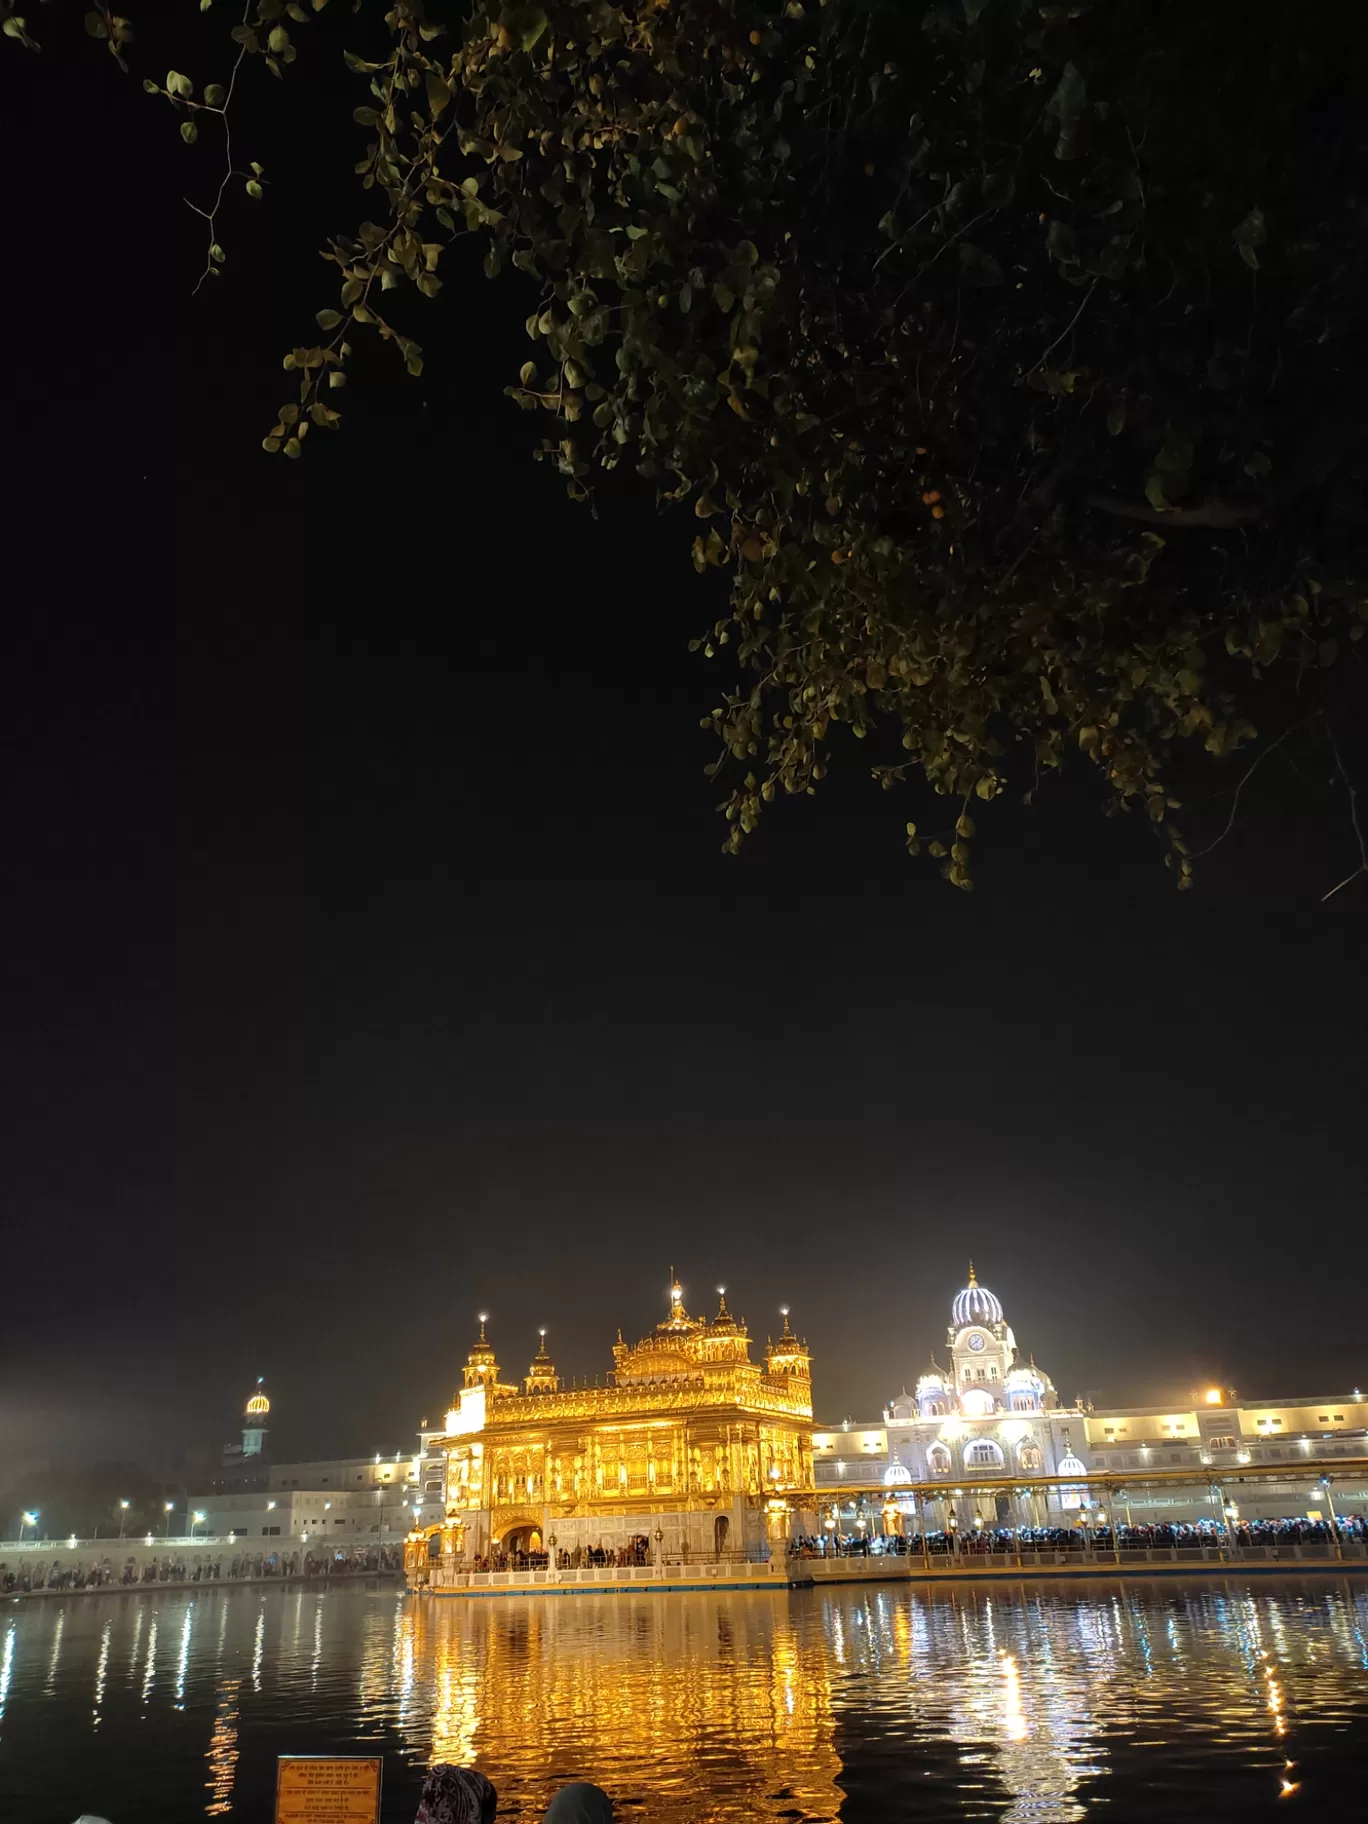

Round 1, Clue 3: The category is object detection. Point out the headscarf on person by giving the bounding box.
[415,1765,498,1824]
[542,1782,613,1824]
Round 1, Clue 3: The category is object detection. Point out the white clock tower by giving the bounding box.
[947,1264,1017,1413]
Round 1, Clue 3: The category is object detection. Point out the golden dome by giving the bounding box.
[246,1385,270,1415]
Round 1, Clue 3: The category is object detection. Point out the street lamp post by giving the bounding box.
[164,1501,175,1539]
[20,1511,38,1545]
[190,1510,205,1541]
[118,1500,130,1540]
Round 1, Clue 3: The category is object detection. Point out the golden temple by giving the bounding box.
[427,1278,817,1564]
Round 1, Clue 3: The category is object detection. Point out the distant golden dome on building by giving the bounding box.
[245,1379,270,1416]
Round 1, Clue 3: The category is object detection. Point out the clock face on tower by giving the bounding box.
[967,1332,986,1352]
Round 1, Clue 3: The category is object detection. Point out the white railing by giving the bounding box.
[0,1532,410,1552]
[803,1541,1368,1573]
[426,1558,784,1592]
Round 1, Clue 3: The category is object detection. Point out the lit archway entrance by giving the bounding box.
[502,1524,542,1559]
[713,1516,730,1558]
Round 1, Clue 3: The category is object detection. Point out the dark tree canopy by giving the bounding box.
[9,0,1368,887]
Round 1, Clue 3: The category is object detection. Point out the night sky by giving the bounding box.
[2,18,1365,1482]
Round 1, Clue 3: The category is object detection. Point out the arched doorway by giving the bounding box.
[713,1515,730,1557]
[502,1524,542,1560]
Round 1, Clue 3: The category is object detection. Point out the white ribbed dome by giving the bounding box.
[951,1264,1003,1329]
[1058,1452,1087,1479]
[915,1368,949,1396]
[1006,1365,1044,1392]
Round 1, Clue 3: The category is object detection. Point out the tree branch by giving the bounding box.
[1084,495,1261,530]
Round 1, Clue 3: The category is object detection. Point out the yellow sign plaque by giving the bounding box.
[275,1756,383,1824]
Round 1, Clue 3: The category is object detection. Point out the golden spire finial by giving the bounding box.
[778,1305,795,1339]
[477,1312,489,1345]
[716,1286,730,1319]
[967,1261,978,1286]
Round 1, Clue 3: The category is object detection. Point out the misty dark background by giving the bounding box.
[2,14,1364,1511]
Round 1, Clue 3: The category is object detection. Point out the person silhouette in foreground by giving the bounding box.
[415,1768,498,1824]
[543,1783,613,1824]
[415,1767,612,1824]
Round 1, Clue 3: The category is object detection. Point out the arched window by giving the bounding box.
[1018,1443,1042,1472]
[964,1440,1004,1471]
[926,1444,951,1476]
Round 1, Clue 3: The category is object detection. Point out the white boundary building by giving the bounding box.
[814,1267,1367,1529]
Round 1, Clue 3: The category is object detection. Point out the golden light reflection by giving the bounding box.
[1001,1652,1028,1743]
[204,1677,241,1818]
[398,1594,842,1824]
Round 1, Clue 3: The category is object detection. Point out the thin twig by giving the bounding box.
[188,0,256,296]
[1322,726,1367,902]
[1027,275,1099,377]
[1187,721,1300,859]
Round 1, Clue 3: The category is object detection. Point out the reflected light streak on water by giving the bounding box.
[92,1620,111,1727]
[204,1678,240,1819]
[0,1624,14,1732]
[140,1618,158,1705]
[175,1604,195,1710]
[0,1580,1366,1823]
[45,1609,65,1694]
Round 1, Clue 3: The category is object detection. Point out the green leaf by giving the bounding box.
[204,82,226,107]
[1144,473,1169,511]
[180,120,198,144]
[267,24,289,52]
[506,4,548,52]
[283,437,302,459]
[84,11,109,38]
[316,308,343,330]
[246,178,264,199]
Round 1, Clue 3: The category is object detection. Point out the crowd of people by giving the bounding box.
[1,1543,401,1595]
[789,1513,1366,1559]
[468,1539,655,1573]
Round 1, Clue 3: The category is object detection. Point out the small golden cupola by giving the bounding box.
[524,1327,560,1395]
[462,1313,501,1391]
[766,1306,811,1382]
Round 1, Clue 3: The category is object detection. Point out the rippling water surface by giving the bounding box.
[1,1577,1365,1823]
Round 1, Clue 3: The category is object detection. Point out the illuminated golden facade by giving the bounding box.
[435,1281,816,1562]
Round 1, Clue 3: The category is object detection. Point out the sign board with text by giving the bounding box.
[276,1756,383,1824]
